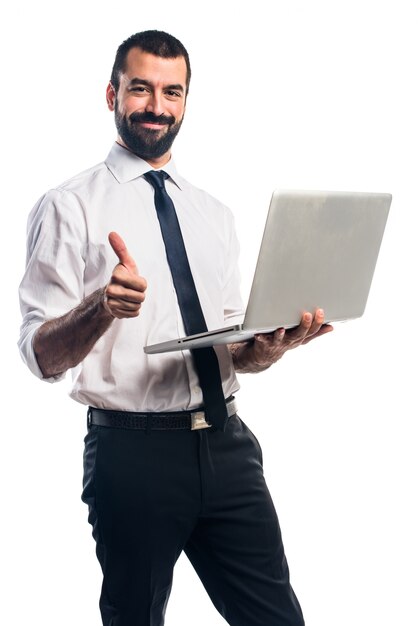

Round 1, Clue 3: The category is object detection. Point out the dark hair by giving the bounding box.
[110,30,191,94]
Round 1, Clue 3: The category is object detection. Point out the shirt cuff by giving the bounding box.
[18,322,66,383]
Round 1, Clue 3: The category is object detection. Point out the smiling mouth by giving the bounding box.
[129,111,175,128]
[138,121,167,129]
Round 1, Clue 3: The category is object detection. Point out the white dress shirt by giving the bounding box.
[18,143,244,412]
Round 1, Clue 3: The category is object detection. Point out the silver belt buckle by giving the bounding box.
[191,410,212,430]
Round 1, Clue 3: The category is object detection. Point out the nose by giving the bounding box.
[145,91,164,117]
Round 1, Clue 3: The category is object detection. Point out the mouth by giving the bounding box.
[137,121,168,130]
[129,112,175,131]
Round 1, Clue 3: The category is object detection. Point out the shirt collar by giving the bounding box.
[105,142,183,189]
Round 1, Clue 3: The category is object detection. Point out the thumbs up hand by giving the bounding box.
[102,232,147,319]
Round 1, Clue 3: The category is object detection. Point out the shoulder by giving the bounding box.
[28,160,109,222]
[55,160,109,195]
[25,164,105,251]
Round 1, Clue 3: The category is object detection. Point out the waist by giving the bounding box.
[88,396,237,431]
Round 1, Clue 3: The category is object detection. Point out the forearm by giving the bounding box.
[33,288,113,378]
[229,341,272,374]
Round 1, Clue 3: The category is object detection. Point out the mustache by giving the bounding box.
[129,111,176,126]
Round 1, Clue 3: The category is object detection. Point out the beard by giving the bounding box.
[114,104,183,160]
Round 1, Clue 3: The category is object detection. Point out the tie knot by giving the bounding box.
[144,170,168,191]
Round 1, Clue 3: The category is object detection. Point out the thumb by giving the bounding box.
[108,231,138,274]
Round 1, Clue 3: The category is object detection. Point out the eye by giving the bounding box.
[165,90,182,99]
[129,86,149,94]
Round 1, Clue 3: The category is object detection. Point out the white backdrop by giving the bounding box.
[2,1,417,625]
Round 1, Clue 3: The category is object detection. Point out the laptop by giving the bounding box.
[144,189,391,354]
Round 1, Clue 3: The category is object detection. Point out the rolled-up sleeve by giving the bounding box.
[18,188,87,381]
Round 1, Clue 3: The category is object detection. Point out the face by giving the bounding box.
[107,49,188,165]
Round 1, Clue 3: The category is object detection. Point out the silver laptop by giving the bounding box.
[144,189,391,354]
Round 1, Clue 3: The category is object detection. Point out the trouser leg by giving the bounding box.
[184,415,305,626]
[81,414,304,626]
[81,425,201,626]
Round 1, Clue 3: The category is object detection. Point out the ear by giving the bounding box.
[106,82,116,111]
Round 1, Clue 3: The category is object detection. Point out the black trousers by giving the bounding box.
[81,413,304,626]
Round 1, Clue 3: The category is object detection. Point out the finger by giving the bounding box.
[106,284,146,304]
[109,267,147,292]
[103,290,143,317]
[269,328,286,343]
[273,328,286,341]
[306,308,325,336]
[293,309,326,338]
[302,324,334,344]
[284,312,313,341]
[105,297,143,312]
[254,331,274,343]
[107,305,141,319]
[108,231,138,274]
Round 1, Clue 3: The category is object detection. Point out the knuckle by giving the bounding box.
[106,285,118,298]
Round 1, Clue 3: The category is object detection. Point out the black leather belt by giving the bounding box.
[87,397,237,431]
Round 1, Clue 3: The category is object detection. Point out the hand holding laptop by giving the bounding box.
[230,308,333,373]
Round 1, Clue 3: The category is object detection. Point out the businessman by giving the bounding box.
[19,30,332,626]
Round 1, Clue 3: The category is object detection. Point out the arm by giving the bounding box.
[33,232,147,379]
[229,309,333,373]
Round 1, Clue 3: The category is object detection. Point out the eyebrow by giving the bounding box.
[129,77,184,93]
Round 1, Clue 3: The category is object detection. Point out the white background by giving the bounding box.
[2,1,417,624]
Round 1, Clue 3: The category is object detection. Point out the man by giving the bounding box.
[18,30,332,626]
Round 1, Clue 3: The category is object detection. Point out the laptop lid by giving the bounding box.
[242,189,392,329]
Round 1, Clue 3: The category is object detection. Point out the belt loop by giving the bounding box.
[87,407,92,429]
[146,414,152,436]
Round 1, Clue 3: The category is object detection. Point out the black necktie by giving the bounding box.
[144,170,228,430]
